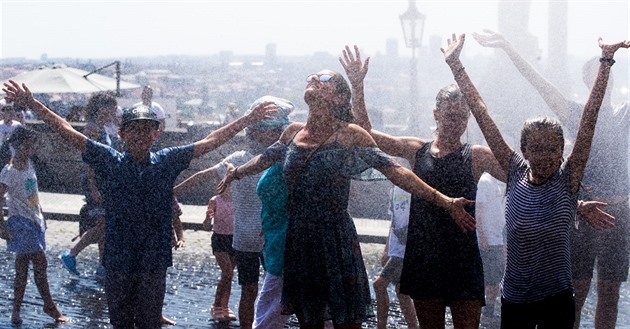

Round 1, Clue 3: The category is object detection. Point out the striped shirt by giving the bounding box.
[501,152,577,303]
[214,151,264,253]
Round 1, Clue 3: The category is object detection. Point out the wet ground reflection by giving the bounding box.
[0,230,629,328]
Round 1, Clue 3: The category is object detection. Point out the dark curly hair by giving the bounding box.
[85,92,117,121]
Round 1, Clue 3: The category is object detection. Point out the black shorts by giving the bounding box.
[235,250,262,286]
[211,233,235,256]
[501,288,574,329]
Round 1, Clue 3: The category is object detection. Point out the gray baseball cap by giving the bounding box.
[121,104,159,128]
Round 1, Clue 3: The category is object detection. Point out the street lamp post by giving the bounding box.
[400,0,425,134]
[84,61,122,96]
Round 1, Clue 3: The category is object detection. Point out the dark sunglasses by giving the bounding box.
[306,74,334,83]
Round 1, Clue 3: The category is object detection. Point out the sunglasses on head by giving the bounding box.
[306,74,334,83]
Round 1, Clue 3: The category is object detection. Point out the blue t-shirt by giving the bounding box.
[82,140,194,272]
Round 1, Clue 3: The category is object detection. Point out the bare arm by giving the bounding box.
[192,101,278,158]
[442,34,513,173]
[473,145,507,183]
[173,167,219,196]
[203,196,217,231]
[3,81,87,152]
[216,155,273,194]
[340,45,371,130]
[339,45,425,164]
[216,123,303,193]
[566,38,630,193]
[473,29,570,120]
[380,165,476,232]
[346,127,476,231]
[172,212,185,249]
[86,166,103,205]
[217,123,300,190]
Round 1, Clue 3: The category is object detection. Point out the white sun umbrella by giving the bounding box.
[1,63,140,95]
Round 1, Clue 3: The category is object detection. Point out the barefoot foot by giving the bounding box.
[43,305,69,323]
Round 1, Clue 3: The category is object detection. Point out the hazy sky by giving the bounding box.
[1,0,628,60]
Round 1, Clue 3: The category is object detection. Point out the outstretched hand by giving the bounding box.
[246,100,279,123]
[472,29,509,49]
[216,162,237,194]
[339,45,370,87]
[449,197,476,232]
[2,80,37,109]
[441,33,466,65]
[578,201,615,230]
[599,37,630,59]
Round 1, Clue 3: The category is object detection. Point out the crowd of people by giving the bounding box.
[0,33,628,329]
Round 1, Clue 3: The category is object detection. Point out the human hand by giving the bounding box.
[441,33,466,65]
[202,216,213,231]
[448,197,476,232]
[339,45,370,87]
[174,239,185,249]
[599,37,630,60]
[216,163,236,194]
[246,101,278,124]
[472,29,510,49]
[578,200,615,230]
[2,80,38,109]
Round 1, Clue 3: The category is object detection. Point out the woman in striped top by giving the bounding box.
[442,33,629,328]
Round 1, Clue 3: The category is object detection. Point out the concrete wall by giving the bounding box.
[30,121,392,219]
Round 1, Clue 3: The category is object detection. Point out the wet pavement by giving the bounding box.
[0,221,629,328]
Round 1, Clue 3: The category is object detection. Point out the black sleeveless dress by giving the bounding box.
[399,142,485,304]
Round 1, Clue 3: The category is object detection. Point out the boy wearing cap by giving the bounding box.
[2,80,276,329]
[174,95,293,329]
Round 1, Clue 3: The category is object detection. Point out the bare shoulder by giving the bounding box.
[398,135,426,150]
[345,123,370,135]
[471,144,507,181]
[471,144,500,166]
[342,123,376,148]
[471,144,493,156]
[279,122,305,144]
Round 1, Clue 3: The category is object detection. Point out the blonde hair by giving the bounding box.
[435,84,465,112]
